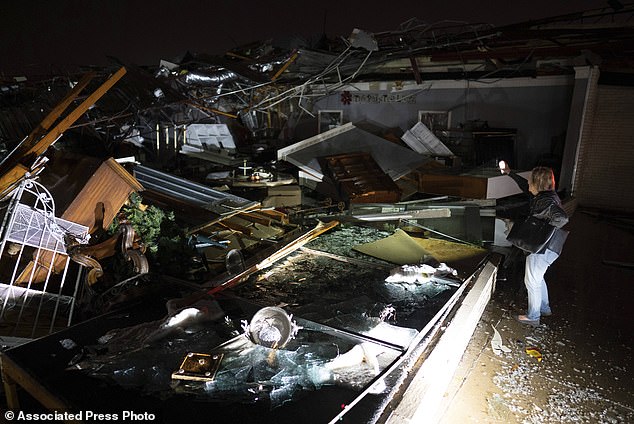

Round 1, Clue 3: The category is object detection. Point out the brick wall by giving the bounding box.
[573,82,634,212]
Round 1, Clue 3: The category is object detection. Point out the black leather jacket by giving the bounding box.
[509,171,569,254]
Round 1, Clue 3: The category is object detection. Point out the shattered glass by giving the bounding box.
[233,223,458,330]
[71,223,464,413]
[72,306,402,410]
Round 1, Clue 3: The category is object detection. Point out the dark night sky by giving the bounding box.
[0,0,613,75]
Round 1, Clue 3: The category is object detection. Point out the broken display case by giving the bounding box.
[0,218,498,423]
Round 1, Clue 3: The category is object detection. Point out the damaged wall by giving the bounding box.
[307,75,575,171]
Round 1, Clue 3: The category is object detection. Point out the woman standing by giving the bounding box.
[500,162,569,326]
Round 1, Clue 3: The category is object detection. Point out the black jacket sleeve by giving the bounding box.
[507,171,529,194]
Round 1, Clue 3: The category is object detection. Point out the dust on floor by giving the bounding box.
[439,288,633,424]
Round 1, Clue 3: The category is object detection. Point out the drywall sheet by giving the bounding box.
[412,237,486,263]
[353,229,432,265]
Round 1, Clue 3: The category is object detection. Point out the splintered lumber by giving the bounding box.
[0,67,127,197]
[207,220,339,295]
[0,72,95,179]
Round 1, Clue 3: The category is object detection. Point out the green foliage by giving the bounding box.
[109,192,170,254]
[108,193,197,278]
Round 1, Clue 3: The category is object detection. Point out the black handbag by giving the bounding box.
[506,216,557,253]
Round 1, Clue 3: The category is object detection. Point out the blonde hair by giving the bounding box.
[530,167,556,191]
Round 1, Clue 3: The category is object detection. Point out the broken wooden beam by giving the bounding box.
[0,67,127,197]
[207,220,339,295]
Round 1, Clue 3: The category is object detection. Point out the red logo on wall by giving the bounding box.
[341,91,352,105]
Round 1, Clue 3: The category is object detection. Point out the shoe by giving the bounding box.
[541,310,552,317]
[515,314,540,327]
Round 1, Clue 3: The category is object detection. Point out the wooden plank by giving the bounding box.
[207,220,339,295]
[61,158,142,228]
[238,212,272,226]
[217,219,254,236]
[23,73,96,143]
[0,164,28,197]
[272,50,299,81]
[255,209,289,224]
[26,67,127,158]
[0,67,127,196]
[186,202,261,236]
[0,353,72,412]
[0,73,95,178]
[2,369,20,410]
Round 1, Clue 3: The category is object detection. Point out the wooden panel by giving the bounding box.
[16,158,143,284]
[323,152,402,204]
[415,169,530,199]
[418,173,489,199]
[1,353,71,412]
[0,68,126,196]
[61,158,143,229]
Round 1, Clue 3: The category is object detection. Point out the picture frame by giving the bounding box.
[318,110,343,133]
[418,110,451,132]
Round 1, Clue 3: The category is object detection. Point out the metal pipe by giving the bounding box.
[400,218,479,247]
[155,124,160,152]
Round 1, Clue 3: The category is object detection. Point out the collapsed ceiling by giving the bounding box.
[1,3,633,154]
[0,5,630,420]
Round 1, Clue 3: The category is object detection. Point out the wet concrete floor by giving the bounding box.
[439,208,634,423]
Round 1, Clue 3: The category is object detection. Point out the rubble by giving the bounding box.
[0,4,633,422]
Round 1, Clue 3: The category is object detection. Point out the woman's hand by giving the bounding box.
[499,160,511,175]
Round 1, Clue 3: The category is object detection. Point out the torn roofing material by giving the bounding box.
[132,164,258,213]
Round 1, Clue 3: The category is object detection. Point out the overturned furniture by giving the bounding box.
[408,164,531,200]
[0,68,129,345]
[278,122,428,187]
[15,157,145,286]
[132,164,300,278]
[0,217,500,423]
[322,152,402,204]
[0,179,88,345]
